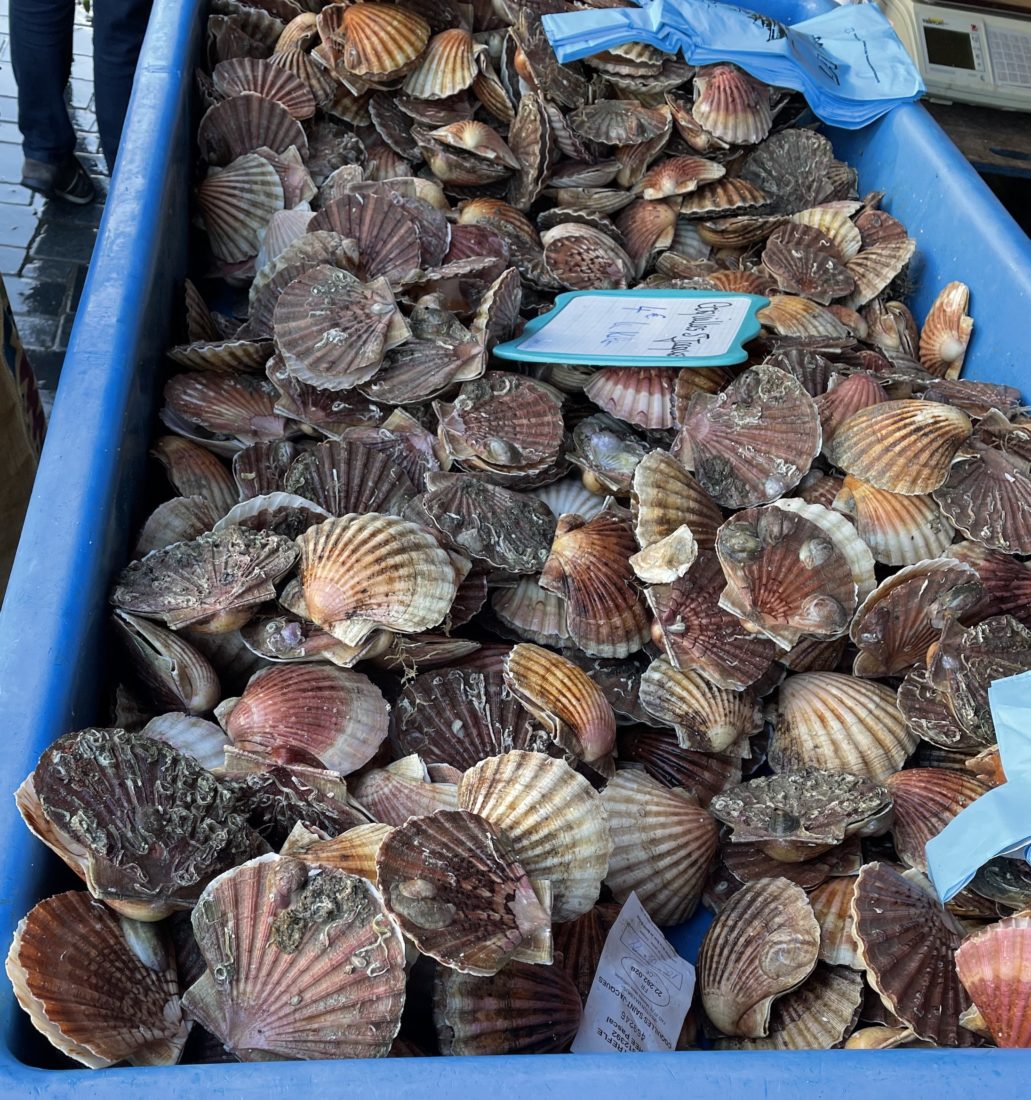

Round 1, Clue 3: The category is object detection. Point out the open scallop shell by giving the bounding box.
[502,643,616,773]
[955,914,1031,1047]
[434,960,582,1055]
[698,877,820,1038]
[541,223,634,290]
[112,526,298,634]
[886,768,985,873]
[376,809,550,975]
[851,863,975,1046]
[296,513,458,647]
[113,611,220,715]
[617,728,740,806]
[602,770,718,925]
[283,439,416,518]
[716,500,875,650]
[182,854,406,1060]
[639,657,762,755]
[647,551,778,692]
[832,475,954,566]
[830,399,972,496]
[713,964,863,1050]
[6,892,187,1068]
[215,664,388,775]
[540,511,650,659]
[767,672,917,783]
[392,667,549,770]
[850,558,983,678]
[458,750,612,922]
[677,365,822,509]
[631,450,724,551]
[31,727,267,919]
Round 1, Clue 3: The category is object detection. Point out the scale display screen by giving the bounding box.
[924,25,977,69]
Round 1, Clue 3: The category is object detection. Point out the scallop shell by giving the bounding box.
[283,439,416,517]
[31,727,267,919]
[832,475,954,567]
[5,891,187,1068]
[829,399,972,496]
[417,471,556,574]
[391,667,549,770]
[568,99,671,145]
[296,513,458,647]
[716,500,874,650]
[308,193,422,285]
[335,2,430,78]
[602,770,718,925]
[647,550,778,692]
[897,666,978,752]
[720,842,840,894]
[810,876,861,968]
[567,412,650,495]
[698,877,820,1038]
[491,575,571,649]
[923,378,1021,418]
[791,206,863,261]
[216,664,388,775]
[196,154,284,263]
[541,222,634,291]
[631,449,723,550]
[269,46,340,109]
[552,904,620,1004]
[886,769,985,873]
[617,727,740,806]
[273,265,406,392]
[710,769,892,857]
[350,757,459,826]
[639,657,762,755]
[758,296,852,339]
[761,230,855,305]
[403,27,474,98]
[182,854,406,1059]
[434,960,583,1055]
[639,156,725,200]
[679,177,767,218]
[849,558,983,678]
[163,371,286,443]
[458,750,612,922]
[629,524,698,583]
[850,863,975,1046]
[502,643,616,772]
[843,230,917,309]
[141,712,229,772]
[919,282,973,378]
[233,440,296,499]
[376,809,550,975]
[197,93,308,166]
[767,672,917,783]
[531,477,604,523]
[955,914,1031,1047]
[112,526,298,634]
[282,821,391,883]
[692,64,771,145]
[212,57,315,118]
[584,367,675,431]
[539,510,651,659]
[713,963,863,1049]
[677,365,821,509]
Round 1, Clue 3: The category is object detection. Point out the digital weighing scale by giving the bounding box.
[879,0,1031,110]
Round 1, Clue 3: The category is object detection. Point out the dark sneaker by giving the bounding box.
[20,155,96,205]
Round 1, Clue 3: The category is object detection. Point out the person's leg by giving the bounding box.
[92,0,154,171]
[9,0,76,166]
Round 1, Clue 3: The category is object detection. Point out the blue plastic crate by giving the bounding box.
[1,0,1030,1094]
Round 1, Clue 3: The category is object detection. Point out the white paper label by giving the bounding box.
[570,893,696,1054]
[518,294,752,359]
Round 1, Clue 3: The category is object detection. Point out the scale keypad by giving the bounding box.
[988,25,1031,87]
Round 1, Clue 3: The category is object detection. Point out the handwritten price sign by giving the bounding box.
[493,290,767,368]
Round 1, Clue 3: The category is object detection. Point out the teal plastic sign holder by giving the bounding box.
[492,289,768,367]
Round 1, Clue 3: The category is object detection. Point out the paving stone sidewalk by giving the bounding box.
[0,1,108,409]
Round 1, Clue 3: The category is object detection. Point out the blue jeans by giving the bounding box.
[10,0,154,171]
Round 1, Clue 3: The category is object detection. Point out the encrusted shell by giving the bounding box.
[851,863,975,1046]
[434,960,582,1055]
[639,657,762,754]
[296,513,458,647]
[391,667,549,770]
[457,750,612,922]
[829,400,972,496]
[955,915,1031,1047]
[677,365,821,509]
[5,892,187,1068]
[698,877,820,1037]
[502,643,616,774]
[375,809,550,975]
[182,854,407,1059]
[601,770,718,925]
[767,672,917,783]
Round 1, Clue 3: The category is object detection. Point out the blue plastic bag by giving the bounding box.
[542,0,924,129]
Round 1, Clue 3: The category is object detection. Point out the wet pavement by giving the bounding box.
[0,1,108,411]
